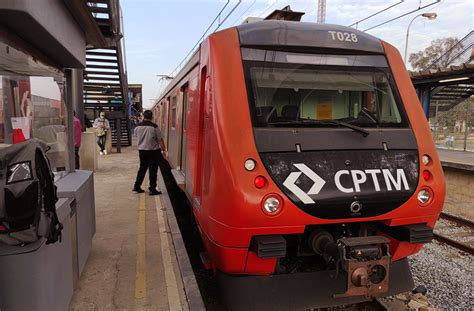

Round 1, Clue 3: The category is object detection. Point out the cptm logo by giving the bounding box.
[283,164,326,204]
[283,163,410,205]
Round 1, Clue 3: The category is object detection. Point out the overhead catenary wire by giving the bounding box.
[168,0,231,78]
[363,0,440,32]
[348,0,405,28]
[230,0,257,26]
[154,0,243,104]
[213,0,243,32]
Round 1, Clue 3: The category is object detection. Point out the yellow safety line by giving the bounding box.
[135,193,147,299]
[155,196,182,310]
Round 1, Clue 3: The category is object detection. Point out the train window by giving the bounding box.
[243,50,407,128]
[171,95,177,129]
[241,48,389,68]
[182,86,189,130]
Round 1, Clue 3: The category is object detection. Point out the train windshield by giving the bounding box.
[242,48,408,128]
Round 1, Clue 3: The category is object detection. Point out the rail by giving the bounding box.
[433,212,474,255]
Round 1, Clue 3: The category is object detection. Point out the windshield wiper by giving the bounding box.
[267,119,370,137]
[360,107,380,125]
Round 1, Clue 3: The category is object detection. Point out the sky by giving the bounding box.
[120,0,474,108]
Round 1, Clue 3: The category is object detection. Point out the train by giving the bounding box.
[152,20,445,309]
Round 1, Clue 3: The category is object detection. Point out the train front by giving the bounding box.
[205,21,445,308]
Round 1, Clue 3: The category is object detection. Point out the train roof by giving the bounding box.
[236,21,384,54]
[154,21,385,106]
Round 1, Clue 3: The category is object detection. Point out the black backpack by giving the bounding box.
[0,139,63,246]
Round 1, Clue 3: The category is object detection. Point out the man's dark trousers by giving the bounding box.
[134,149,161,190]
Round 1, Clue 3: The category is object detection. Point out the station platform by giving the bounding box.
[436,149,473,219]
[69,145,197,310]
[437,149,474,171]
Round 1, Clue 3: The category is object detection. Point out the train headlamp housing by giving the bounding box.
[422,155,431,165]
[244,159,256,171]
[417,188,432,206]
[262,194,283,216]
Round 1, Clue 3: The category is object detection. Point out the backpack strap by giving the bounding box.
[35,146,63,244]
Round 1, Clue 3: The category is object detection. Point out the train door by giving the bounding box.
[193,66,207,209]
[160,101,165,133]
[167,94,179,167]
[180,85,189,172]
[164,96,170,148]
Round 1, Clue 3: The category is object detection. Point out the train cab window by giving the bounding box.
[242,49,408,128]
[171,95,177,129]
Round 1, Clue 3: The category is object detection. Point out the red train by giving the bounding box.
[152,20,445,309]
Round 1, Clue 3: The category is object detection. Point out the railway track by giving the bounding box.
[433,212,474,255]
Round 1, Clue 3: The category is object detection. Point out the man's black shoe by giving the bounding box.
[149,189,162,196]
[133,187,145,193]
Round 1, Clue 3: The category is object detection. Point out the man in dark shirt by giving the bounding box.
[132,110,167,195]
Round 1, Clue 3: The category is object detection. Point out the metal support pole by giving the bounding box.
[65,69,76,172]
[463,101,470,151]
[71,69,84,129]
[421,87,431,119]
[434,100,439,141]
[116,118,121,153]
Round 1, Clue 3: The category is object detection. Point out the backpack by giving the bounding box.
[0,139,63,246]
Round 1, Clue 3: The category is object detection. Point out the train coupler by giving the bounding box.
[334,236,391,299]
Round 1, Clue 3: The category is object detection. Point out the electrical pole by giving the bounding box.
[317,0,326,23]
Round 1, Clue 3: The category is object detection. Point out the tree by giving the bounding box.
[409,37,463,71]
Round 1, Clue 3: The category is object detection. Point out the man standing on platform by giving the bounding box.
[132,110,166,195]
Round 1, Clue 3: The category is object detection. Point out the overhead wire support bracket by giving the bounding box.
[213,1,243,33]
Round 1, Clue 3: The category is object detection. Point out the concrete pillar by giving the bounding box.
[71,69,85,129]
[65,69,75,173]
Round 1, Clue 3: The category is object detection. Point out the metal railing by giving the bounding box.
[427,30,474,69]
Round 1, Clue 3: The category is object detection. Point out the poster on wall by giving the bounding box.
[18,78,32,117]
[317,96,333,120]
[11,117,31,139]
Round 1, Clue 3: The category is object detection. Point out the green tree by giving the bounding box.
[409,37,463,70]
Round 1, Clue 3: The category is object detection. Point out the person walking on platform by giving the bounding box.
[133,110,167,195]
[73,111,83,169]
[93,111,110,155]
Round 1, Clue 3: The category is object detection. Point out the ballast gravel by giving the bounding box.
[408,241,473,309]
[435,218,474,244]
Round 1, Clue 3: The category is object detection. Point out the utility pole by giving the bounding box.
[317,0,326,23]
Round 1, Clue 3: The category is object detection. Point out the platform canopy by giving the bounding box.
[410,31,473,117]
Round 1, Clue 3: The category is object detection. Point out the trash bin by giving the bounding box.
[0,198,75,311]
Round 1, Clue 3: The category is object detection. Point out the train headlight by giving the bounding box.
[262,194,283,216]
[417,189,431,205]
[244,159,256,171]
[422,155,431,165]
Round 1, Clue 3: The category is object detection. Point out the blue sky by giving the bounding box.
[120,0,473,108]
